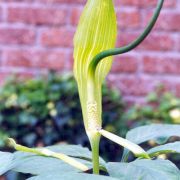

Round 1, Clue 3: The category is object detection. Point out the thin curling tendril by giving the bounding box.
[88,0,164,77]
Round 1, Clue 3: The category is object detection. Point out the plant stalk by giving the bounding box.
[86,75,102,174]
[89,133,101,174]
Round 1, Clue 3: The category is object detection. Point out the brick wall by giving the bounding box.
[0,0,180,103]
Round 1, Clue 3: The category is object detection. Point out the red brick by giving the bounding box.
[112,55,138,73]
[141,0,176,8]
[7,7,67,26]
[114,0,139,6]
[5,0,34,2]
[0,71,37,85]
[156,12,180,31]
[70,7,83,26]
[0,7,3,22]
[0,72,9,85]
[34,50,66,70]
[108,75,174,96]
[144,11,180,32]
[142,56,180,74]
[0,0,179,104]
[66,50,73,70]
[38,0,84,3]
[177,36,180,51]
[2,49,66,70]
[139,33,175,51]
[175,83,180,97]
[115,0,176,8]
[117,9,141,29]
[40,28,74,47]
[108,76,152,96]
[117,32,175,51]
[0,27,35,45]
[0,50,2,59]
[163,0,176,7]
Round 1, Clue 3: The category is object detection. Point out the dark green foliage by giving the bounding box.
[0,72,180,165]
[0,124,180,180]
[122,124,180,162]
[0,72,126,161]
[107,159,180,180]
[123,87,180,128]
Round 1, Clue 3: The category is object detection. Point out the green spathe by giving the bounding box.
[73,0,117,132]
[73,0,117,174]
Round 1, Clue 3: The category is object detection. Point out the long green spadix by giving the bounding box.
[73,0,117,134]
[8,138,89,172]
[99,130,150,159]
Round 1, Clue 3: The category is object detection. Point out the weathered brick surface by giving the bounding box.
[0,27,35,45]
[40,28,74,47]
[117,9,141,29]
[2,49,66,70]
[7,7,67,26]
[142,55,180,74]
[112,55,138,73]
[117,32,175,51]
[115,0,176,8]
[0,0,180,103]
[0,7,3,22]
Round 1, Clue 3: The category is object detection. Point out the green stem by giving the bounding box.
[89,133,101,174]
[86,76,102,174]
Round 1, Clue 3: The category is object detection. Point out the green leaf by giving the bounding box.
[107,159,180,180]
[122,124,180,161]
[0,151,14,175]
[45,144,106,166]
[126,124,180,144]
[148,142,180,157]
[10,144,106,175]
[11,151,91,175]
[45,144,106,172]
[28,172,118,180]
[1,144,106,176]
